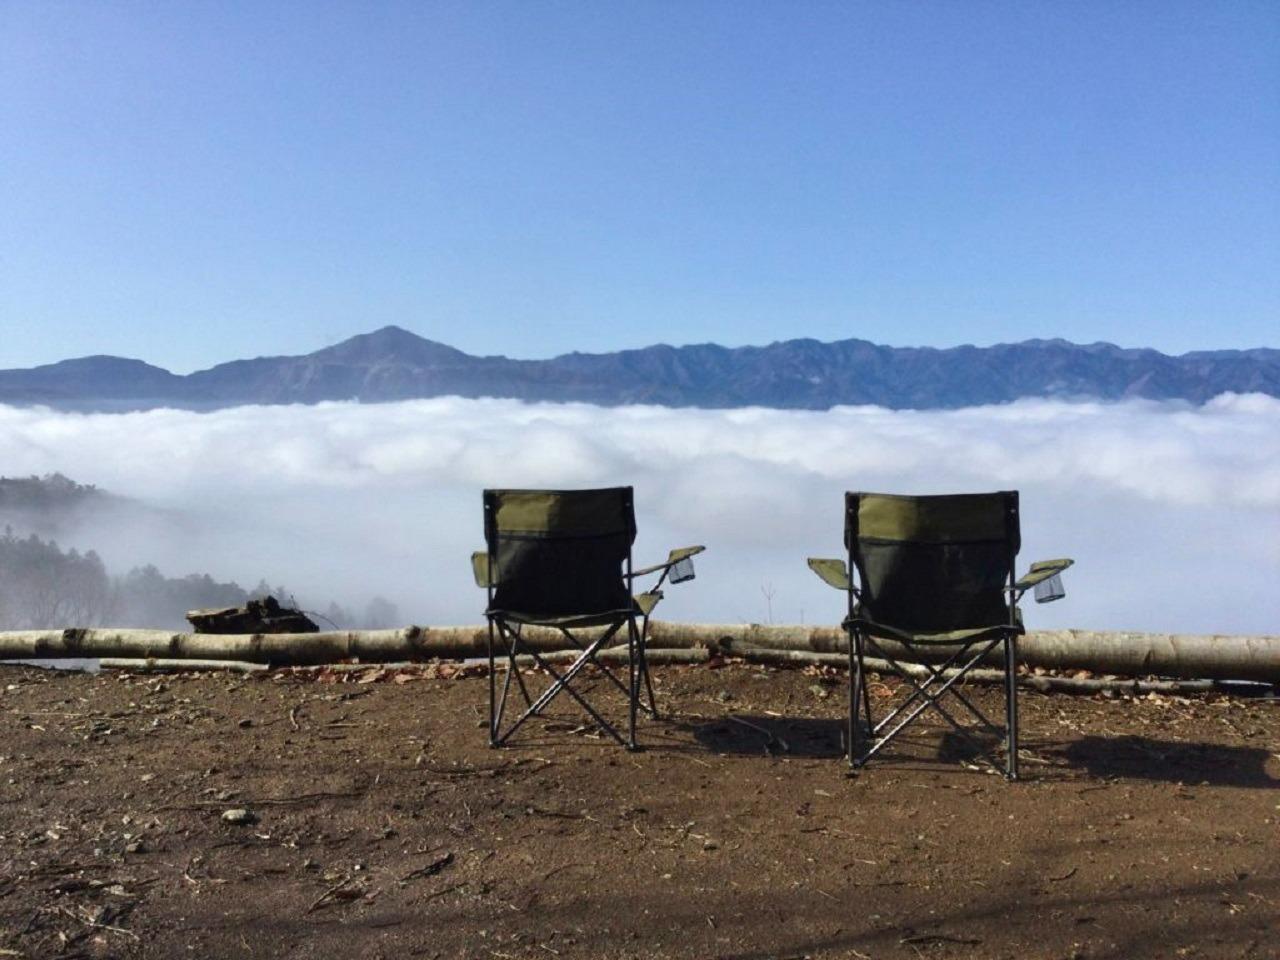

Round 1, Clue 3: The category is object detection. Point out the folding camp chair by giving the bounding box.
[808,491,1072,779]
[473,486,704,750]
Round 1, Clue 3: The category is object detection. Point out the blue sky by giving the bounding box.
[2,1,1277,372]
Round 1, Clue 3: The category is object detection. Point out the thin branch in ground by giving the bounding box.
[55,906,139,941]
[307,879,364,913]
[398,851,454,883]
[422,882,465,902]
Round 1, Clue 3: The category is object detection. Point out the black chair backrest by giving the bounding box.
[484,487,635,618]
[845,491,1020,634]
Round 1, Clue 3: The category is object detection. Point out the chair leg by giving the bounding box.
[491,621,526,747]
[860,632,874,739]
[509,624,535,711]
[627,618,639,751]
[641,651,658,718]
[640,618,659,719]
[848,628,864,770]
[1005,633,1019,781]
[487,618,497,748]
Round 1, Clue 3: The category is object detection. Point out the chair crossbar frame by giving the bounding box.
[488,615,643,749]
[850,628,1017,776]
[549,624,658,719]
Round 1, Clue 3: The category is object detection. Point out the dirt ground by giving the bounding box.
[0,658,1277,960]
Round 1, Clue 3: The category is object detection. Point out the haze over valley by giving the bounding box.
[0,392,1275,636]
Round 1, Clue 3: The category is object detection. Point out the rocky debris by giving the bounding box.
[220,808,258,826]
[186,596,318,634]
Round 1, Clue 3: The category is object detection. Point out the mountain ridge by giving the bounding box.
[2,325,1277,412]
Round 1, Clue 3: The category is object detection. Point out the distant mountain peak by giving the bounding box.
[40,355,172,374]
[310,325,468,366]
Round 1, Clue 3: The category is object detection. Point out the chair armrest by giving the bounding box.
[471,551,492,589]
[1013,558,1073,593]
[630,545,706,578]
[634,591,663,617]
[807,558,851,591]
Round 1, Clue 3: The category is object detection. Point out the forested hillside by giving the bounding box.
[0,476,400,630]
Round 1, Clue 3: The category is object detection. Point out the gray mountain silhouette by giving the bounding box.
[1,326,1275,411]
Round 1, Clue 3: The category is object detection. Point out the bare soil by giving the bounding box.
[1,660,1277,960]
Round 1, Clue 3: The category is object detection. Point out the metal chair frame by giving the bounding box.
[845,565,1022,778]
[480,489,698,751]
[487,613,647,750]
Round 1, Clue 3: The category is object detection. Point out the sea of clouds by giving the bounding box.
[0,394,1277,635]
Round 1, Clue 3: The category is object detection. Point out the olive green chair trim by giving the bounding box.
[807,557,852,591]
[488,487,635,539]
[1014,558,1074,592]
[852,490,1018,546]
[632,545,706,578]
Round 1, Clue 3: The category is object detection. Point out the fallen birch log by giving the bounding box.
[0,624,676,664]
[716,644,1265,696]
[497,644,1256,695]
[0,625,534,665]
[509,646,711,668]
[99,658,269,674]
[87,645,1258,696]
[692,626,1280,683]
[268,648,715,674]
[1,623,1277,682]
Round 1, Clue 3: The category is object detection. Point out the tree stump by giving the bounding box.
[186,596,318,634]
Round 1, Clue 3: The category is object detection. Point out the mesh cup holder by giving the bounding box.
[669,557,696,584]
[1034,572,1065,603]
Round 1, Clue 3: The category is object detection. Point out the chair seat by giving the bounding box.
[846,607,1023,646]
[488,593,660,629]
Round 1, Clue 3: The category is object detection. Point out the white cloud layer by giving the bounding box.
[1,394,1277,635]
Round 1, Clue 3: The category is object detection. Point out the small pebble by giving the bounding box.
[221,808,258,825]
